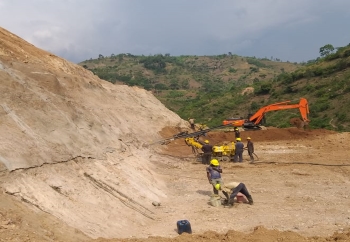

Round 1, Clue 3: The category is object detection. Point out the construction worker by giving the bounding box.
[246,137,254,163]
[206,159,224,195]
[234,137,244,162]
[234,127,240,139]
[201,140,213,165]
[214,182,253,206]
[188,118,195,131]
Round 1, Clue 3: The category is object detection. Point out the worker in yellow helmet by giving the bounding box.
[234,127,240,140]
[215,181,253,206]
[234,137,244,162]
[206,159,224,195]
[201,140,213,165]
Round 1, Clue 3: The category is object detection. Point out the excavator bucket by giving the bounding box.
[290,118,305,129]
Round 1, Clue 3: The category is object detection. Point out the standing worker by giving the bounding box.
[246,137,254,163]
[206,159,225,196]
[201,140,213,165]
[234,138,244,162]
[234,127,240,139]
[214,181,253,206]
[188,118,195,131]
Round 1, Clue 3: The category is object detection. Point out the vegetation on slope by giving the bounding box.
[79,44,350,131]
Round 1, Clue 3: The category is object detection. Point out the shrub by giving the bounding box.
[336,112,347,122]
[283,85,298,94]
[311,101,330,112]
[314,88,328,98]
[335,60,348,71]
[155,83,168,90]
[277,72,294,84]
[255,82,272,95]
[313,67,324,76]
[166,90,185,98]
[343,49,350,57]
[246,58,267,68]
[324,52,341,61]
[305,84,315,92]
[310,117,332,129]
[250,101,259,110]
[229,68,237,73]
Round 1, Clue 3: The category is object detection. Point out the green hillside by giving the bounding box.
[79,44,350,131]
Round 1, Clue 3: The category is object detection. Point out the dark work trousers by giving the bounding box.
[230,183,251,200]
[247,141,254,162]
[234,130,240,139]
[248,151,254,162]
[234,150,243,162]
[234,142,244,162]
[202,153,212,165]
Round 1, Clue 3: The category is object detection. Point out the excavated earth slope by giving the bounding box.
[1,27,350,242]
[0,26,188,240]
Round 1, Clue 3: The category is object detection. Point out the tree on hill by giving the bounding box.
[319,44,335,57]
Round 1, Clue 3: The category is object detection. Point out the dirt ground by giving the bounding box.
[92,127,350,242]
[1,128,350,242]
[1,127,349,242]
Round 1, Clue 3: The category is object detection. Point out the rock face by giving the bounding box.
[0,27,188,238]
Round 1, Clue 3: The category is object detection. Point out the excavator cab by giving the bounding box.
[243,113,266,129]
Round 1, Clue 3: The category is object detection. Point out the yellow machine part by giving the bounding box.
[222,142,235,155]
[185,137,203,149]
[213,142,235,156]
[212,146,224,153]
[185,138,236,161]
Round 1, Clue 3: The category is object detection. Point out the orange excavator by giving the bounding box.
[223,98,310,130]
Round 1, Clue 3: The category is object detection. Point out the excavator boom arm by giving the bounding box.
[223,98,310,128]
[249,98,310,125]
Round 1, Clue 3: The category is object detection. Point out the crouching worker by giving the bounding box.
[206,159,223,195]
[214,182,253,206]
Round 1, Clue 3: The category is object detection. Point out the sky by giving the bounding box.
[0,0,349,63]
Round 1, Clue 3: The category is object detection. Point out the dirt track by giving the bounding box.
[93,127,350,242]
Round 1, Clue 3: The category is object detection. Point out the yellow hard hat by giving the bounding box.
[210,159,219,166]
[214,183,221,190]
[236,137,241,141]
[204,140,209,144]
[247,137,251,140]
